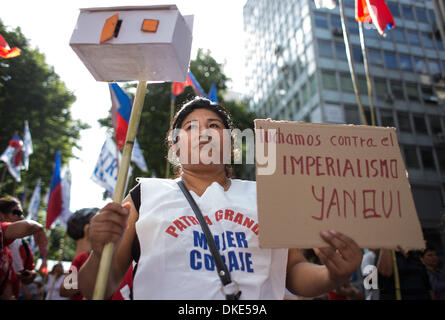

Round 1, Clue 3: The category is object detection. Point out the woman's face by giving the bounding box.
[176,108,230,170]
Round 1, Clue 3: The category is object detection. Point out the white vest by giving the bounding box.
[133,178,288,300]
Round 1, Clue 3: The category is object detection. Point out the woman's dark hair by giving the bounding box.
[0,197,20,215]
[166,96,235,178]
[67,208,99,240]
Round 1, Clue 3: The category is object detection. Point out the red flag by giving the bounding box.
[171,71,207,97]
[0,33,21,59]
[355,0,395,36]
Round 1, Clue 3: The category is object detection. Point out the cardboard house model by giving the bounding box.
[70,5,193,82]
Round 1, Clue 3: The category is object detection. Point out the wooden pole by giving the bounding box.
[92,81,147,300]
[392,251,402,300]
[165,94,175,178]
[358,23,376,126]
[338,0,368,125]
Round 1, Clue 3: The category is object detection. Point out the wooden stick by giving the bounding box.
[391,250,402,300]
[358,23,376,126]
[92,81,147,300]
[165,94,175,178]
[339,0,368,125]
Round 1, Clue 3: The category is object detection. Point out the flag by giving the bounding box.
[172,71,207,97]
[132,139,148,172]
[27,178,41,221]
[0,132,24,182]
[91,136,133,197]
[23,120,33,170]
[314,0,337,9]
[208,83,218,103]
[109,83,132,150]
[355,0,395,36]
[0,33,21,59]
[57,167,72,229]
[46,150,62,229]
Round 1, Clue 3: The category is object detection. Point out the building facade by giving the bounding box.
[244,0,445,254]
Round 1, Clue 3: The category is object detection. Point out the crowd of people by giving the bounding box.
[1,97,445,300]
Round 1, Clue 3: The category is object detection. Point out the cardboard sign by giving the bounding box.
[255,119,425,250]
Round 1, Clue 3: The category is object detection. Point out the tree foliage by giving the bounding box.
[0,20,88,201]
[100,49,257,191]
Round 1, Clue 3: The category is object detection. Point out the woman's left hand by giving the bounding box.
[313,230,363,285]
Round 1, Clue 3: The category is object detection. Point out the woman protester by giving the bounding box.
[78,97,363,300]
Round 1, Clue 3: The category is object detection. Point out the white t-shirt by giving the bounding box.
[133,178,288,300]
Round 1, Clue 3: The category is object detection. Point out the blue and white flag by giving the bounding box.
[27,178,41,221]
[56,167,72,229]
[23,120,33,170]
[0,133,24,182]
[132,139,148,172]
[91,136,133,197]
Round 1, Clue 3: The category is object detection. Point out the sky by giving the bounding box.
[2,0,248,212]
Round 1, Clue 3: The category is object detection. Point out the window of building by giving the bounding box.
[344,0,354,8]
[363,24,379,38]
[413,114,428,135]
[429,117,443,135]
[428,9,436,23]
[428,60,442,74]
[314,12,329,29]
[340,73,354,92]
[390,80,405,100]
[346,18,359,34]
[322,70,337,90]
[344,105,361,125]
[402,5,415,20]
[380,109,395,127]
[403,146,420,169]
[374,77,389,99]
[393,28,406,42]
[309,74,317,96]
[330,14,342,29]
[384,52,398,69]
[436,148,445,171]
[421,32,435,49]
[352,46,363,63]
[387,2,400,18]
[421,86,438,104]
[406,83,420,101]
[335,42,347,60]
[420,147,436,170]
[357,76,367,93]
[407,30,421,46]
[415,7,429,23]
[397,112,412,133]
[399,54,413,71]
[368,48,383,65]
[414,57,427,73]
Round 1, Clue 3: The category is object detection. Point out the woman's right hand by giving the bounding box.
[88,202,130,255]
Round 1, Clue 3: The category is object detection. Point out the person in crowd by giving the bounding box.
[361,248,379,300]
[377,247,434,300]
[0,197,37,299]
[59,208,97,300]
[77,97,363,300]
[0,197,47,299]
[45,263,66,300]
[328,282,363,300]
[420,246,445,300]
